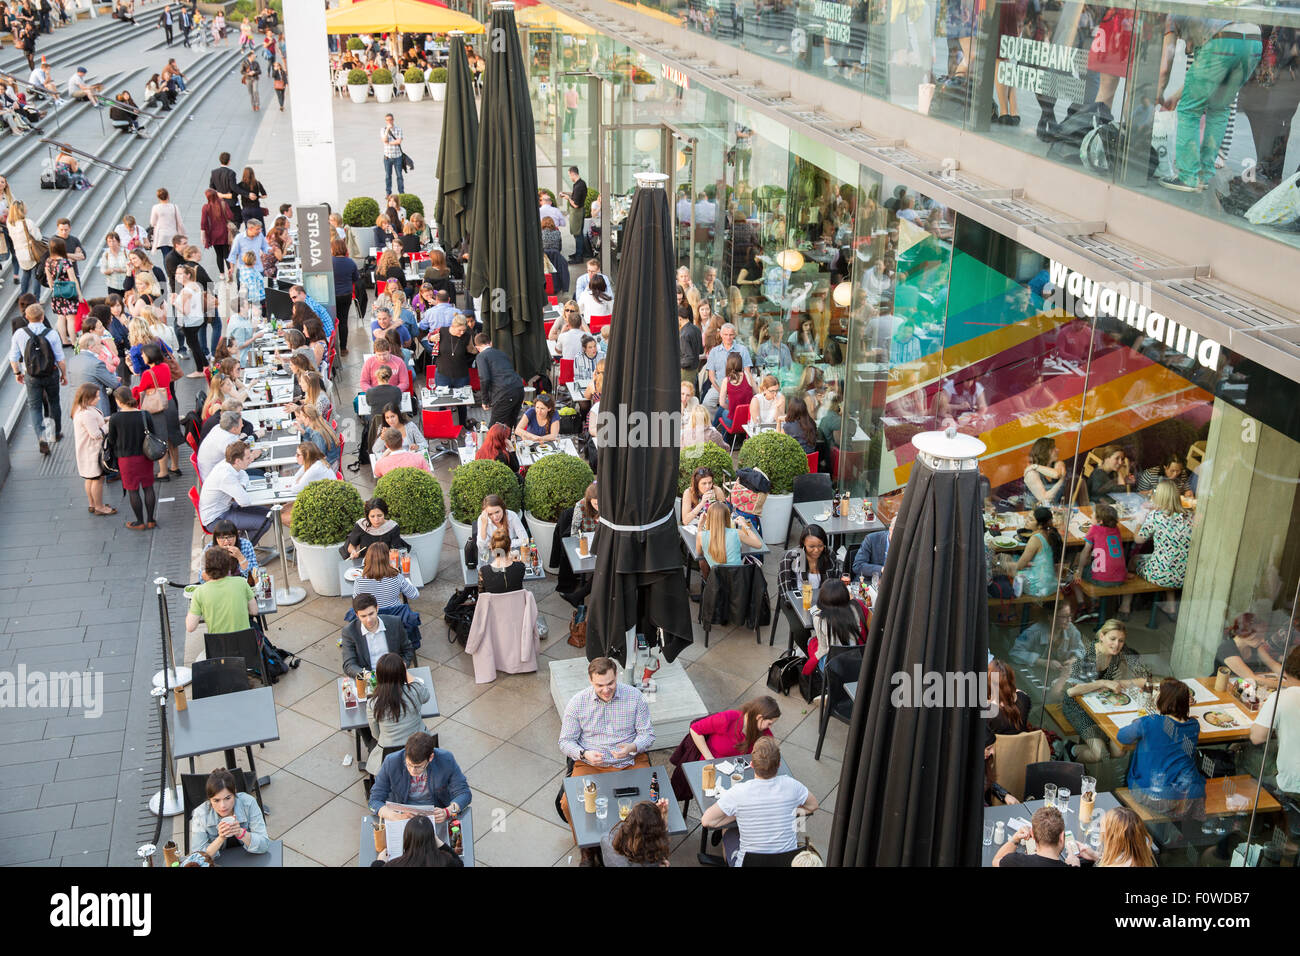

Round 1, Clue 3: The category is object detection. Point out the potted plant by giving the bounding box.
[404,65,427,101]
[397,193,424,218]
[346,67,370,104]
[737,430,809,545]
[523,453,594,571]
[448,459,522,548]
[347,38,366,52]
[678,442,736,523]
[631,67,655,102]
[371,67,394,104]
[427,66,447,102]
[289,479,363,596]
[373,467,447,581]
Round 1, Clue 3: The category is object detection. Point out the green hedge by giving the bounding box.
[524,454,594,524]
[373,467,446,535]
[290,480,363,545]
[678,442,736,495]
[371,68,393,85]
[347,37,366,51]
[448,459,521,524]
[737,430,808,496]
[342,196,380,228]
[428,66,448,83]
[346,68,369,86]
[403,66,427,84]
[398,193,424,218]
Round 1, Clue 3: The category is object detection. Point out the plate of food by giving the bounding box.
[343,567,363,583]
[1097,691,1131,708]
[183,584,198,597]
[992,536,1019,549]
[1203,710,1240,729]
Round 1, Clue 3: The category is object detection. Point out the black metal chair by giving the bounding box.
[815,645,862,760]
[741,847,802,867]
[189,657,266,812]
[204,629,268,687]
[1023,761,1085,800]
[789,473,834,543]
[697,562,770,648]
[180,767,252,855]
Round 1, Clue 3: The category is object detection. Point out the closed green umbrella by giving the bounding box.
[467,0,549,381]
[435,31,478,254]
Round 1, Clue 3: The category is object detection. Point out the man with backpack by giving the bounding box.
[8,302,66,455]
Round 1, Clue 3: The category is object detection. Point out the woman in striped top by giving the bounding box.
[352,542,419,608]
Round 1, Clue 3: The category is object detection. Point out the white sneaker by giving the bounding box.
[823,56,837,67]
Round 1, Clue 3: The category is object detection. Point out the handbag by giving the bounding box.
[139,368,168,414]
[50,260,77,299]
[20,220,47,264]
[99,431,119,479]
[567,609,586,648]
[163,351,184,383]
[400,150,414,173]
[766,650,804,696]
[141,411,167,460]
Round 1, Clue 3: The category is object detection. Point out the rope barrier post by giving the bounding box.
[137,843,156,867]
[270,503,306,605]
[151,576,190,690]
[147,579,183,818]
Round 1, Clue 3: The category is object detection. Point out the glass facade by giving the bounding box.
[520,1,1300,867]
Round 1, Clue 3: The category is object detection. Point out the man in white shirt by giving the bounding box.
[1251,645,1300,798]
[197,410,259,481]
[538,191,567,229]
[29,65,61,102]
[693,192,717,226]
[556,310,587,361]
[701,738,816,866]
[675,189,693,225]
[572,258,612,300]
[67,67,102,105]
[199,441,272,544]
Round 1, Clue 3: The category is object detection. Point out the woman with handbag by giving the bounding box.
[269,58,287,112]
[237,166,268,223]
[200,187,233,278]
[45,237,82,347]
[71,383,116,516]
[8,199,43,297]
[132,342,181,482]
[107,386,157,530]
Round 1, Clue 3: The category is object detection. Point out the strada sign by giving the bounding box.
[296,204,335,320]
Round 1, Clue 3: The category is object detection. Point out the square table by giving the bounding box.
[358,810,475,867]
[356,392,414,416]
[981,792,1121,866]
[337,553,425,593]
[567,380,592,404]
[562,766,688,849]
[516,438,579,467]
[170,686,279,809]
[743,421,781,439]
[242,384,296,410]
[218,841,283,867]
[420,387,475,410]
[456,444,476,465]
[681,756,793,865]
[247,437,302,469]
[338,667,439,763]
[1083,677,1259,748]
[245,475,302,508]
[562,535,597,575]
[793,499,886,538]
[459,548,546,586]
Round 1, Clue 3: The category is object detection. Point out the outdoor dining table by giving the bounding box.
[516,438,578,466]
[562,534,597,575]
[337,667,439,763]
[245,475,302,507]
[793,499,886,537]
[678,524,769,560]
[562,766,689,849]
[356,392,414,416]
[981,792,1121,866]
[681,756,792,865]
[246,436,302,469]
[1080,677,1261,749]
[170,686,279,810]
[338,553,426,592]
[242,383,296,410]
[420,386,475,410]
[218,842,284,867]
[359,809,475,866]
[459,547,547,586]
[567,380,592,404]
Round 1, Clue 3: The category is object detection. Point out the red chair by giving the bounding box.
[185,431,199,454]
[190,452,200,485]
[548,295,559,306]
[421,409,461,461]
[807,452,819,474]
[720,402,751,452]
[830,447,841,481]
[589,314,611,337]
[558,358,575,386]
[468,367,481,393]
[188,486,213,536]
[544,319,556,339]
[544,273,555,296]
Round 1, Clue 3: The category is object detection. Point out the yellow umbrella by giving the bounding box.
[325,0,485,34]
[515,4,595,35]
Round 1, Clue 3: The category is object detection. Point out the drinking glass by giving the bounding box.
[1043,783,1058,808]
[1057,787,1071,812]
[618,799,631,822]
[1088,828,1101,850]
[595,797,608,821]
[982,823,994,846]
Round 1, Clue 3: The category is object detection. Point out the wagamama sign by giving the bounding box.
[1048,260,1222,371]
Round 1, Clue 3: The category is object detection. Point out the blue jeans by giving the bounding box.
[219,504,273,545]
[434,372,470,388]
[1175,36,1263,185]
[19,266,38,297]
[383,156,404,194]
[24,373,60,442]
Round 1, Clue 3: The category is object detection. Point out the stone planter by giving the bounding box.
[373,83,394,104]
[406,82,426,102]
[525,511,557,572]
[293,539,347,596]
[429,82,447,102]
[760,493,794,547]
[404,520,448,582]
[450,516,474,549]
[347,83,369,104]
[632,83,651,102]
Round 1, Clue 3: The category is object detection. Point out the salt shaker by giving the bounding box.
[993,821,1005,844]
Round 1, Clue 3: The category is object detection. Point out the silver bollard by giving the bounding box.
[270,503,306,605]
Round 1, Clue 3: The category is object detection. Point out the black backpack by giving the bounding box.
[443,586,477,645]
[23,327,56,378]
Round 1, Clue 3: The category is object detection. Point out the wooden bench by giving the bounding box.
[1043,703,1077,737]
[987,593,1049,627]
[1078,576,1180,628]
[1115,775,1283,827]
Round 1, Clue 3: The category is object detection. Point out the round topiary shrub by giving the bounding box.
[347,37,365,51]
[403,66,426,85]
[347,68,369,86]
[448,459,522,524]
[371,67,394,85]
[427,66,448,83]
[342,196,380,228]
[373,467,446,535]
[524,454,594,523]
[737,430,808,495]
[678,442,736,495]
[290,479,364,545]
[398,193,424,218]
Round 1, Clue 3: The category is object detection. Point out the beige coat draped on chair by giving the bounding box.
[464,589,539,683]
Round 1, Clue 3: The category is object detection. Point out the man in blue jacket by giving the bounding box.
[851,527,890,580]
[369,732,471,823]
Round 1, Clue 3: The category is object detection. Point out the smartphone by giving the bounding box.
[1064,831,1079,856]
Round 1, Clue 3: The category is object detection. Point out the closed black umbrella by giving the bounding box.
[435,31,478,254]
[466,0,549,382]
[828,428,988,866]
[585,172,693,665]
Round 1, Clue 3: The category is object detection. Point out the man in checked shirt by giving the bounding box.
[558,657,655,864]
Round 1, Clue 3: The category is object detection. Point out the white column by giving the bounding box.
[283,2,338,210]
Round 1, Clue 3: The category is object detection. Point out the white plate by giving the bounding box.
[343,567,363,582]
[992,536,1018,548]
[815,511,831,521]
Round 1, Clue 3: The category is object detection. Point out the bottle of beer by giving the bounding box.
[649,772,659,802]
[831,495,840,518]
[449,816,463,856]
[529,537,539,570]
[264,381,272,403]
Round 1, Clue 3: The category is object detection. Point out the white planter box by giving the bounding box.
[347,84,369,104]
[405,520,448,581]
[525,512,557,572]
[373,84,394,104]
[450,517,473,549]
[760,493,794,547]
[632,83,650,102]
[429,82,447,102]
[406,82,426,102]
[293,540,347,597]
